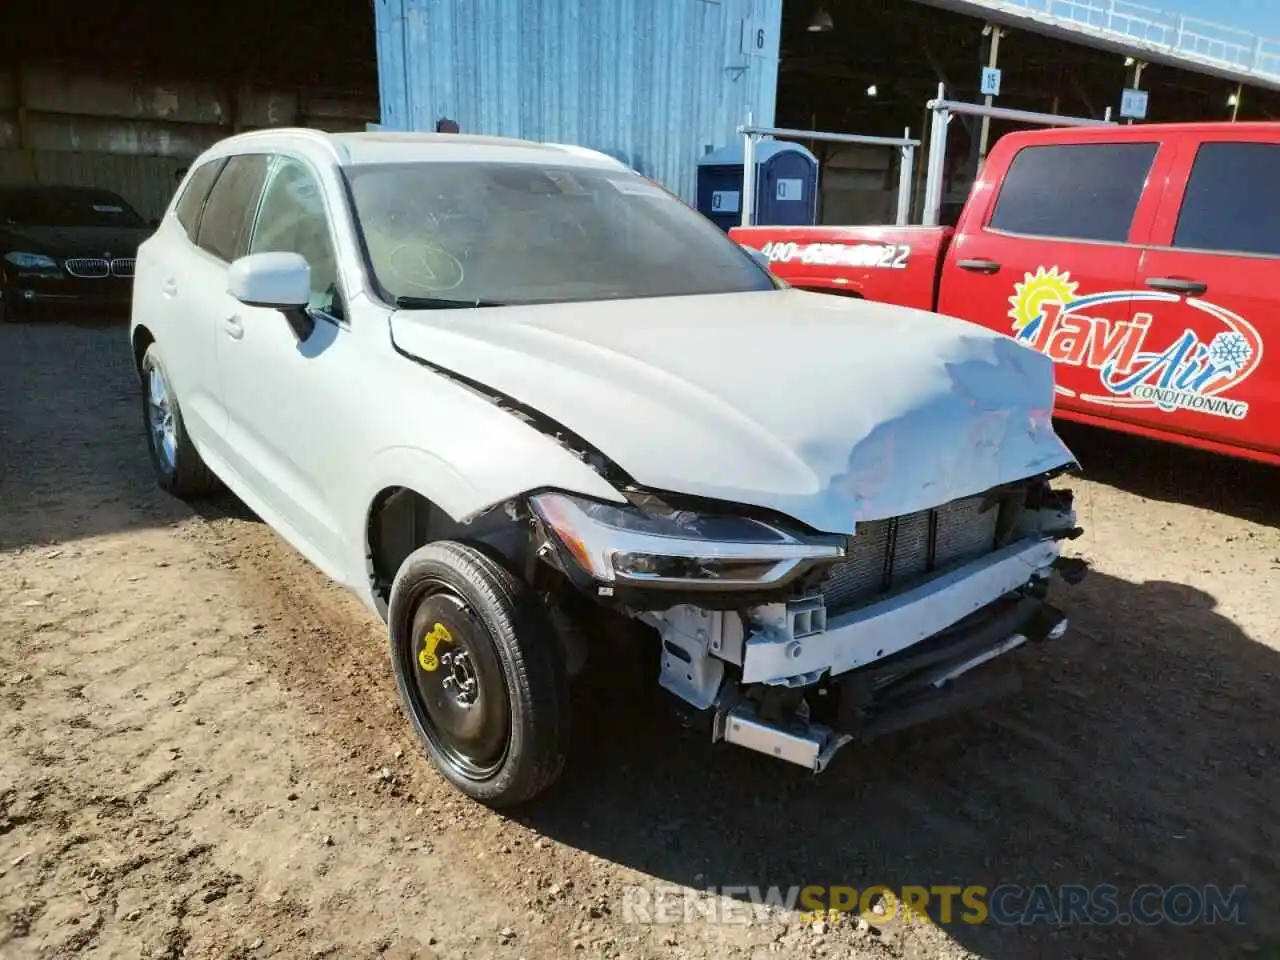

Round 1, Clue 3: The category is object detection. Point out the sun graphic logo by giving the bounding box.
[1008,266,1079,337]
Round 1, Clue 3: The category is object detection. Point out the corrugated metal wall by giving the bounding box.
[0,66,379,221]
[374,0,783,202]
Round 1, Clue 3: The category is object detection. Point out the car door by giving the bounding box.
[179,153,273,471]
[216,153,352,573]
[1133,134,1279,460]
[936,137,1169,419]
[139,157,227,450]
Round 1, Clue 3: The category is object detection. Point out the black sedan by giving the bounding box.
[1,184,154,323]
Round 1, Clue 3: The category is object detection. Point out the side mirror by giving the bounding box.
[229,251,311,308]
[228,252,314,339]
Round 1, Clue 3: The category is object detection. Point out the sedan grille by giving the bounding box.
[821,493,999,613]
[64,258,110,278]
[61,257,134,279]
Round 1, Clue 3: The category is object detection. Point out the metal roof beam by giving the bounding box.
[910,0,1280,92]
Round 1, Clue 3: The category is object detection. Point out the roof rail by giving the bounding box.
[215,127,346,163]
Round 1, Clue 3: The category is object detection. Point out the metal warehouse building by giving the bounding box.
[4,0,1280,226]
[374,0,785,203]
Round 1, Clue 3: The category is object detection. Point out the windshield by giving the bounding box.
[345,161,775,306]
[0,189,146,228]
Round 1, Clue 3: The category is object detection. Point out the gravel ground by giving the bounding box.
[0,316,1276,960]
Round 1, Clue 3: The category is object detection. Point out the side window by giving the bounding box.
[174,159,225,240]
[988,142,1158,244]
[1173,142,1280,257]
[196,154,271,262]
[249,157,344,319]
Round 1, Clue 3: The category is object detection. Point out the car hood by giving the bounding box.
[1,224,151,258]
[389,288,1076,534]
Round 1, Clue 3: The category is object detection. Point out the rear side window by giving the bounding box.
[195,154,271,262]
[174,159,225,240]
[988,142,1157,244]
[1173,142,1280,257]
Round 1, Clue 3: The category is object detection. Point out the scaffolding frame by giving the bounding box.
[737,121,921,228]
[921,83,1118,226]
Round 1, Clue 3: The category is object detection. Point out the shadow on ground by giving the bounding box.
[0,317,188,551]
[527,569,1276,960]
[1055,420,1278,529]
[0,315,265,550]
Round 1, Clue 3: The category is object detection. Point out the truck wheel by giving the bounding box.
[388,541,571,808]
[139,344,219,499]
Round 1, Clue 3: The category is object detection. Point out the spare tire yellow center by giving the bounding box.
[418,622,453,672]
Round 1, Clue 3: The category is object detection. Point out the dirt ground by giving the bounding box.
[0,317,1276,960]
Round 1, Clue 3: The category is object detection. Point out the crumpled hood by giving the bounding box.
[389,288,1076,534]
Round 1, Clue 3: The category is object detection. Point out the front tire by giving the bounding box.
[139,343,218,499]
[388,541,571,808]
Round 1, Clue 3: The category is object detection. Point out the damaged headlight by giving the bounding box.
[529,492,844,589]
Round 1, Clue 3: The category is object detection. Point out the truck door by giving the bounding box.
[936,137,1168,419]
[1132,135,1278,461]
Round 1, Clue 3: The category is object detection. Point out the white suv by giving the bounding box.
[130,128,1087,807]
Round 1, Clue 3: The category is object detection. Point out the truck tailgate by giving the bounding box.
[730,224,953,312]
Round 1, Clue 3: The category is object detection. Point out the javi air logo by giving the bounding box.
[1008,266,1262,421]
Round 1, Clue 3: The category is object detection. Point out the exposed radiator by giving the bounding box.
[821,493,999,613]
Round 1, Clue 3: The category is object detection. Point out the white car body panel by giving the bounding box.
[389,289,1073,534]
[132,217,229,447]
[127,127,1087,782]
[130,125,1078,693]
[160,283,626,607]
[130,131,638,613]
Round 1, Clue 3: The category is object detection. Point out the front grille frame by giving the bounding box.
[62,257,134,279]
[64,257,110,279]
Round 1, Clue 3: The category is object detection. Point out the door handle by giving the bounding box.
[956,258,1002,274]
[1145,276,1207,296]
[222,316,244,340]
[161,278,178,298]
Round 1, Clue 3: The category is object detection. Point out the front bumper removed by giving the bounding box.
[710,591,1072,771]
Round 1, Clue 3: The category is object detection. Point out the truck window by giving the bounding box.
[1173,142,1280,258]
[987,142,1157,244]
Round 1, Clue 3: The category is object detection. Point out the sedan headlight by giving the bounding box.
[530,492,844,589]
[4,252,58,270]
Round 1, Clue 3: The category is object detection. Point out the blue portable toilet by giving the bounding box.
[696,139,819,231]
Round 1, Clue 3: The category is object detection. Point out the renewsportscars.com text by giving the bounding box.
[620,883,1247,927]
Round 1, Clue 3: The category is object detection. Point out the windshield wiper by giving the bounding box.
[394,295,507,309]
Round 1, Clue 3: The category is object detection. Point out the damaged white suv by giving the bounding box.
[130,128,1087,807]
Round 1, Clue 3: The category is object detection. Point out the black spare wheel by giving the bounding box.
[388,541,571,807]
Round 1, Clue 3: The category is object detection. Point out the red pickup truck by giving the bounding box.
[732,122,1279,467]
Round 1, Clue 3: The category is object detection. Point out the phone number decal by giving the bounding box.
[759,241,910,269]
